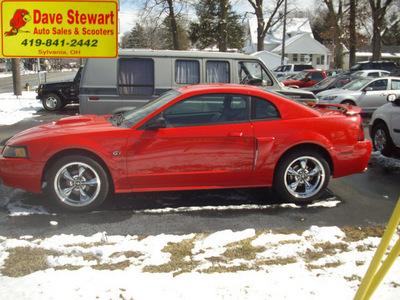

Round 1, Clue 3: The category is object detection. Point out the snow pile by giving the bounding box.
[0,226,399,299]
[0,91,42,125]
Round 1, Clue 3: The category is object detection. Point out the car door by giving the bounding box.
[126,93,255,189]
[389,80,400,147]
[358,79,389,111]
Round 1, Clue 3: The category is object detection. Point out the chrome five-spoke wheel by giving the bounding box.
[46,155,109,212]
[274,150,330,203]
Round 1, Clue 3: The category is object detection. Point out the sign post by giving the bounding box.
[1,0,118,58]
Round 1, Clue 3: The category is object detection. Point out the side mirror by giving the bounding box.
[364,87,373,92]
[387,94,400,106]
[305,77,311,82]
[147,116,167,130]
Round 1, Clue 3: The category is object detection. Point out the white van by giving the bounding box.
[79,50,317,115]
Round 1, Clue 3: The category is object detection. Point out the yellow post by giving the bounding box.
[354,197,400,300]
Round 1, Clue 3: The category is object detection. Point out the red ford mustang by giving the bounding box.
[0,84,371,212]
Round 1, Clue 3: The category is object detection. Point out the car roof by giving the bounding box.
[175,83,264,94]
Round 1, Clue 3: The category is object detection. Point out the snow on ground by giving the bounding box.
[1,93,400,299]
[0,226,400,299]
[0,91,42,126]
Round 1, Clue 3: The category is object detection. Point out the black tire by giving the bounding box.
[341,100,356,106]
[42,93,62,111]
[371,122,395,157]
[45,155,109,212]
[273,150,330,203]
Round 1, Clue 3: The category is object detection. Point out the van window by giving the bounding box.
[118,58,154,95]
[206,61,230,83]
[175,60,200,84]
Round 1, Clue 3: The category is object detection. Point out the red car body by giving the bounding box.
[281,70,327,88]
[0,84,371,211]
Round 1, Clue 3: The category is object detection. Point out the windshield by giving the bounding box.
[109,90,180,128]
[342,78,371,91]
[312,76,336,88]
[291,71,309,81]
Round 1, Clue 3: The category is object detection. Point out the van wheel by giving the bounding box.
[45,155,109,212]
[273,150,330,203]
[43,94,62,111]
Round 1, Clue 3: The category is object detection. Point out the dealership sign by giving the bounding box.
[0,0,118,58]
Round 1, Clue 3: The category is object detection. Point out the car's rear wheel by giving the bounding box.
[45,155,109,212]
[371,123,395,157]
[273,150,330,203]
[43,93,62,111]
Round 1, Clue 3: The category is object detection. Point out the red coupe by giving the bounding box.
[0,84,371,212]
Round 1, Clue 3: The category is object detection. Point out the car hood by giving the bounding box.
[41,80,74,88]
[6,115,116,145]
[317,88,361,98]
[281,79,303,85]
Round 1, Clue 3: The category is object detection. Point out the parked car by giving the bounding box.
[281,70,327,88]
[348,61,397,73]
[325,69,345,77]
[352,69,390,78]
[37,67,82,111]
[79,50,317,115]
[369,94,400,157]
[0,84,371,212]
[303,75,361,94]
[273,64,313,79]
[317,77,400,113]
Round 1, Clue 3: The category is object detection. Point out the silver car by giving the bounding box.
[369,94,400,157]
[317,77,400,113]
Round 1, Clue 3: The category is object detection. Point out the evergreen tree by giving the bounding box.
[189,0,244,51]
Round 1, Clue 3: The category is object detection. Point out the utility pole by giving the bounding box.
[281,0,287,65]
[12,58,22,96]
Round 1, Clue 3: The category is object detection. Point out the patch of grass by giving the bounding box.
[2,247,60,277]
[110,251,143,259]
[258,256,297,266]
[142,238,199,276]
[344,275,362,282]
[224,238,266,261]
[342,226,385,242]
[92,260,131,271]
[200,263,256,274]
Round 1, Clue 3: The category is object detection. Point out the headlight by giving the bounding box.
[322,96,337,101]
[2,146,29,158]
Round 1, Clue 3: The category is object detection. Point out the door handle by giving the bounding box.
[228,132,243,137]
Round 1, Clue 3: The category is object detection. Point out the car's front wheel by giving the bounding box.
[371,123,395,157]
[42,93,62,111]
[45,155,109,212]
[273,150,330,203]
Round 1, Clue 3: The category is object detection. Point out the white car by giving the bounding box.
[352,69,390,77]
[369,94,400,156]
[317,77,400,113]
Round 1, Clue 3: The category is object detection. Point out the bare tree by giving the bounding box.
[349,0,356,67]
[321,0,345,68]
[139,0,186,50]
[368,0,395,60]
[246,0,285,51]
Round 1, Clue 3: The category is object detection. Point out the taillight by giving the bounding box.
[358,123,365,141]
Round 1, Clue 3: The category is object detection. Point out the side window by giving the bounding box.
[238,61,273,86]
[367,79,388,91]
[391,80,400,90]
[162,93,248,127]
[251,97,280,120]
[118,58,154,95]
[310,72,324,81]
[206,61,230,83]
[369,72,379,77]
[175,60,200,84]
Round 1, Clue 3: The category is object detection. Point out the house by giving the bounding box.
[244,17,331,70]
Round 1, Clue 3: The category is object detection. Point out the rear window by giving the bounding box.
[294,65,313,71]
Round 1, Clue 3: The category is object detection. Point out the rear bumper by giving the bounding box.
[332,140,372,178]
